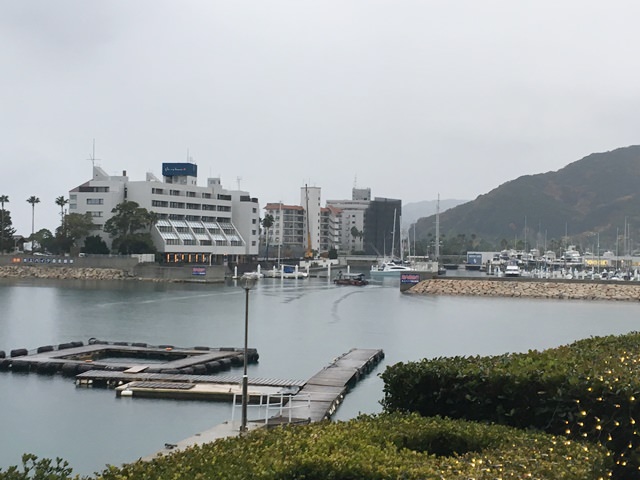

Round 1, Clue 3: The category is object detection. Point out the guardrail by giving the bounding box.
[231,392,311,426]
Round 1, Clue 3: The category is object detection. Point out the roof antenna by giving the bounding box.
[87,139,101,169]
[237,176,242,190]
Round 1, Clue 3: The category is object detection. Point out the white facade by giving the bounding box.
[69,164,260,263]
[326,198,369,252]
[301,185,321,253]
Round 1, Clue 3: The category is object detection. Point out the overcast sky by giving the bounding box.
[2,1,639,236]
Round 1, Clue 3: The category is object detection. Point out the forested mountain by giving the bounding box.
[401,199,468,228]
[412,145,640,253]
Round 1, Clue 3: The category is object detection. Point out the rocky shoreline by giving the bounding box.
[0,265,129,281]
[409,278,640,301]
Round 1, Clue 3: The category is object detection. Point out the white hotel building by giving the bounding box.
[69,163,260,264]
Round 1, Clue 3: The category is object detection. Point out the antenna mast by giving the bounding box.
[87,139,101,171]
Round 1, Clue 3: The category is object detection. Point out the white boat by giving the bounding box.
[241,271,263,280]
[370,261,415,277]
[504,264,521,277]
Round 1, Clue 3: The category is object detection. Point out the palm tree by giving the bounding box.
[26,196,40,236]
[262,214,274,260]
[55,196,69,232]
[0,195,8,252]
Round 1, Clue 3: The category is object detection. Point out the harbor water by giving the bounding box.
[1,274,639,476]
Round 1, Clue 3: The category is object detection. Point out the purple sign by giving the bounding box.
[192,267,206,276]
[400,273,421,284]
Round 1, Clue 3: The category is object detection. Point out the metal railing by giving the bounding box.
[231,392,311,426]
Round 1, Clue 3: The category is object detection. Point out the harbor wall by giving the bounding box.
[0,258,227,282]
[409,277,640,301]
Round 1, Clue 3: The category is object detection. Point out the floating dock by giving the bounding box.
[0,339,258,377]
[147,347,384,460]
[281,348,384,423]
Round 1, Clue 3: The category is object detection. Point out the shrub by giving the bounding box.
[381,332,640,479]
[94,413,609,480]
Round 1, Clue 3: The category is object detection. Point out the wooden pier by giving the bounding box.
[279,348,384,423]
[147,347,385,460]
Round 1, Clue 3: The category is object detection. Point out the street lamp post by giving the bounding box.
[238,275,256,433]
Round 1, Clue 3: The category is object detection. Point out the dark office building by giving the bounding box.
[363,197,402,257]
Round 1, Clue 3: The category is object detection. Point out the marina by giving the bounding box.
[1,276,640,475]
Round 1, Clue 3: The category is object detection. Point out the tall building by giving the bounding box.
[263,202,306,258]
[363,197,402,257]
[326,188,371,253]
[301,185,321,253]
[69,163,260,264]
[265,186,400,257]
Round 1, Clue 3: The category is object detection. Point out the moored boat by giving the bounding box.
[333,272,369,286]
[370,261,415,277]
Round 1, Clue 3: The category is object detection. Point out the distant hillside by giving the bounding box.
[402,199,468,228]
[414,145,640,252]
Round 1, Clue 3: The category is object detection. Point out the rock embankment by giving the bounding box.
[410,278,640,301]
[0,266,127,280]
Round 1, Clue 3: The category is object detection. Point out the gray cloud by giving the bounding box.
[1,0,639,236]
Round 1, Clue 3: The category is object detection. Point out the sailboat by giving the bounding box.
[370,208,415,277]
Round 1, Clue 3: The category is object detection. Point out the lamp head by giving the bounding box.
[239,275,257,290]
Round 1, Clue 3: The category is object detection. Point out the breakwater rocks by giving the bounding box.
[0,265,127,281]
[409,278,640,301]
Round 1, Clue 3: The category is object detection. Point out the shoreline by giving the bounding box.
[0,265,224,283]
[409,277,640,301]
[0,265,129,281]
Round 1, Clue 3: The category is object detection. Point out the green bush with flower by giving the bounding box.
[381,332,640,479]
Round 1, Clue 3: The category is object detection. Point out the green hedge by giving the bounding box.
[89,413,608,480]
[381,332,640,479]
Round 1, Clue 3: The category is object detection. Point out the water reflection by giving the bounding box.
[0,277,639,475]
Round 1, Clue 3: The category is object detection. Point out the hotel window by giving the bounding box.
[70,195,77,201]
[86,198,103,205]
[89,211,103,217]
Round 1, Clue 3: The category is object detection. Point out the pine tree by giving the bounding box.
[0,209,16,253]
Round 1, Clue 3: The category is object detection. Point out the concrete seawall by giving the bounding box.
[0,264,227,282]
[409,277,640,301]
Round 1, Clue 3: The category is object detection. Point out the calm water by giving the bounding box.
[1,275,639,475]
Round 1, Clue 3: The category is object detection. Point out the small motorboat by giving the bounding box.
[334,272,369,286]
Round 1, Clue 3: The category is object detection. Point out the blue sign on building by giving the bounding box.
[162,163,197,177]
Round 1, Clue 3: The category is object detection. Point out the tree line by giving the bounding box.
[0,195,157,255]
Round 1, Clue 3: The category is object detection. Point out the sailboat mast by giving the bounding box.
[391,208,397,260]
[435,194,440,261]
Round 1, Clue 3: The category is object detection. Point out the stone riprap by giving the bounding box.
[0,265,127,280]
[409,278,640,301]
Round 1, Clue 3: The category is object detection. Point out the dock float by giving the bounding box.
[0,339,258,377]
[282,348,384,423]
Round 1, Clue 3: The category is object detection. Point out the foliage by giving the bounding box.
[381,332,640,479]
[0,453,81,480]
[55,196,69,228]
[103,202,157,254]
[0,208,16,253]
[83,235,109,255]
[93,413,608,480]
[328,247,338,259]
[62,213,95,246]
[262,214,274,259]
[28,229,54,253]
